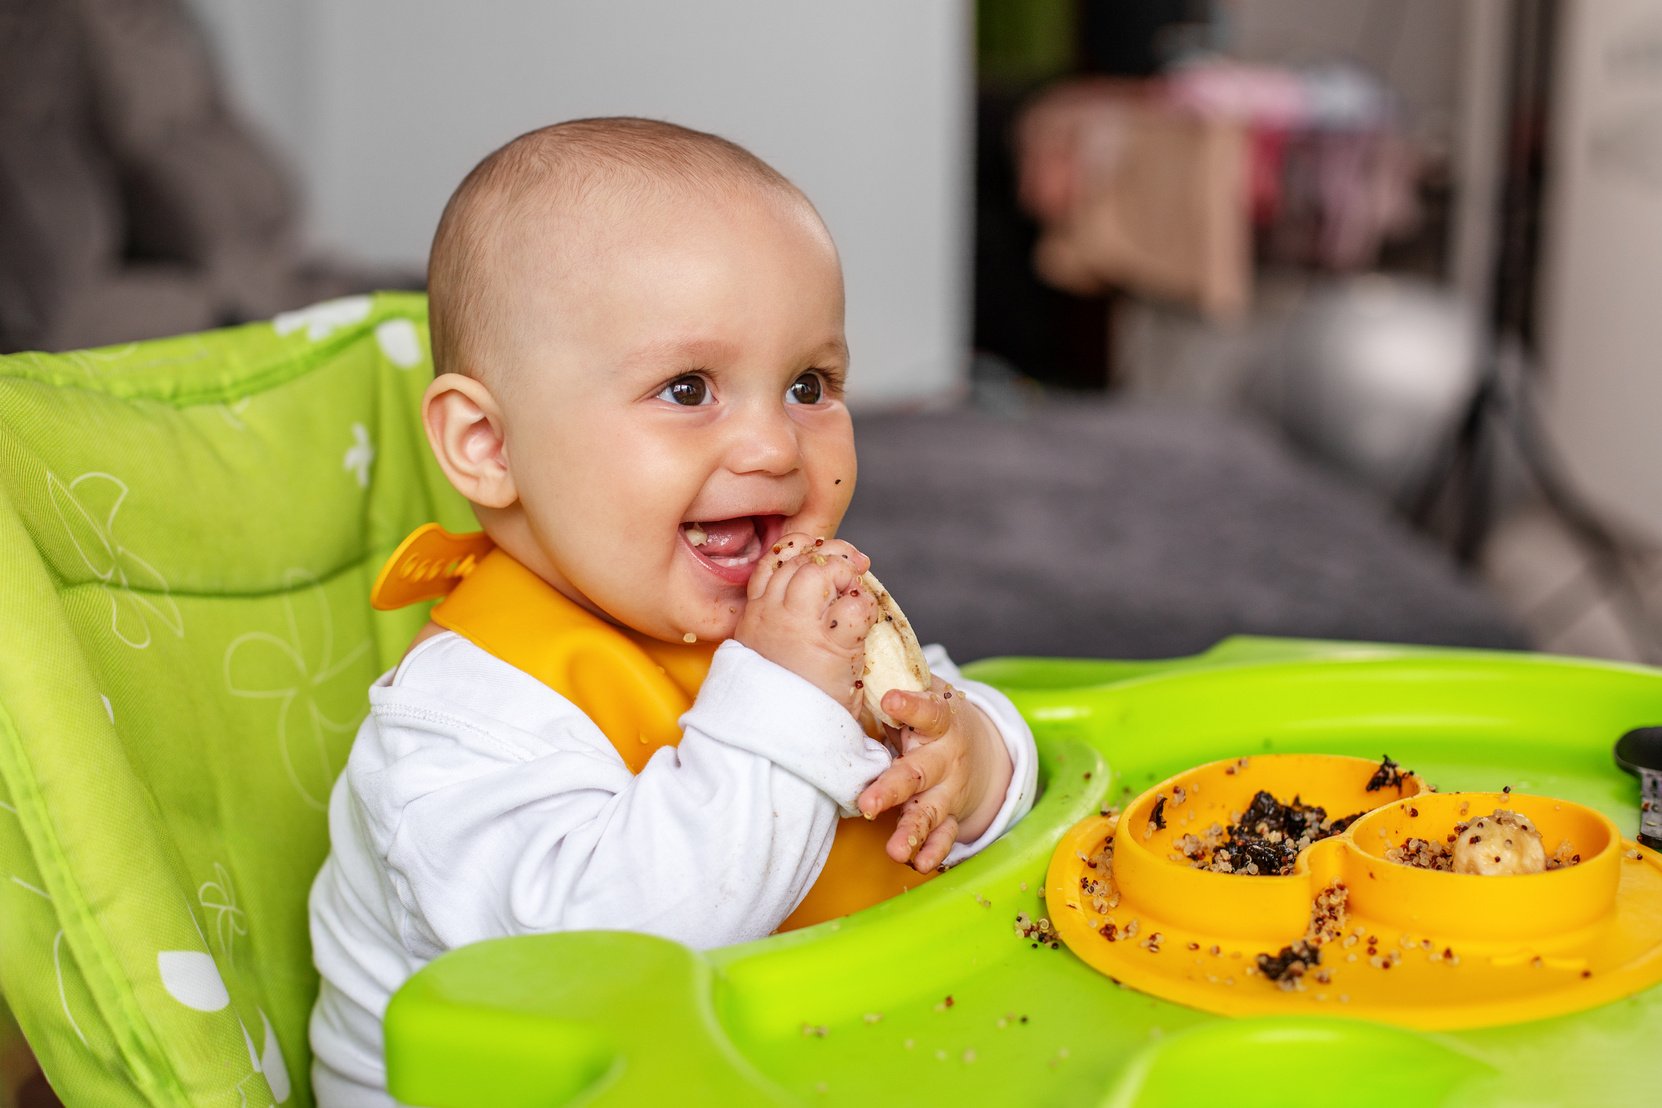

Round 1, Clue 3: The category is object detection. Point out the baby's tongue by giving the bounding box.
[691,518,757,557]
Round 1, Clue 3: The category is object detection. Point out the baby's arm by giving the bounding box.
[347,534,881,955]
[351,636,891,956]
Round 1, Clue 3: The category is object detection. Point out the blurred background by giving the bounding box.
[5,0,1662,675]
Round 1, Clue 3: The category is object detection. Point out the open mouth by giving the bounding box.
[681,514,787,586]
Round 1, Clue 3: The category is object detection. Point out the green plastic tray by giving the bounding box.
[386,637,1662,1106]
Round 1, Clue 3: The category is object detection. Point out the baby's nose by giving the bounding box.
[726,401,800,475]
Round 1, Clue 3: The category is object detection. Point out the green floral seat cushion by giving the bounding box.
[0,293,471,1106]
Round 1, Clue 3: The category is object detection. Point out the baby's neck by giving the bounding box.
[403,620,450,662]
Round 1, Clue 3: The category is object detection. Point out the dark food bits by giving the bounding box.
[1366,754,1406,793]
[1257,939,1320,983]
[1176,791,1363,877]
[1254,881,1348,991]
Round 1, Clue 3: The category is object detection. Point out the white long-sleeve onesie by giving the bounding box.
[308,633,1037,1106]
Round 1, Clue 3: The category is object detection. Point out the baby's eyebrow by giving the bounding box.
[619,335,849,373]
[620,336,740,370]
[808,336,850,364]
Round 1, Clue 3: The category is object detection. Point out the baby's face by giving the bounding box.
[495,186,856,643]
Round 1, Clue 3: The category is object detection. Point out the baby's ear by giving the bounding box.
[422,373,517,509]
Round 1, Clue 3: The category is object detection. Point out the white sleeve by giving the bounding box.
[350,636,891,955]
[922,644,1040,868]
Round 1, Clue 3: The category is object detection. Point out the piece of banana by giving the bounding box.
[860,570,932,728]
[1451,809,1547,875]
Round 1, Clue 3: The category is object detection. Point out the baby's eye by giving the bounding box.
[786,372,824,405]
[656,375,711,406]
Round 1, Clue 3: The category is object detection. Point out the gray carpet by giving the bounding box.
[841,398,1527,662]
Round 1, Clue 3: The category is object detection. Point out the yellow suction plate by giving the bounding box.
[1046,754,1662,1029]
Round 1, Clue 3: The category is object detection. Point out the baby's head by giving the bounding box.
[423,117,856,645]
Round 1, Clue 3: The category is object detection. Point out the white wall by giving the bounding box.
[185,1,972,405]
[1538,0,1662,538]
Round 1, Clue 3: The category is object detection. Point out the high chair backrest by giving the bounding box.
[0,294,470,1105]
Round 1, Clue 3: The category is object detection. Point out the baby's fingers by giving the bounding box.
[826,589,878,649]
[782,548,863,613]
[856,752,934,820]
[911,815,960,873]
[856,728,961,818]
[813,537,870,574]
[889,796,958,872]
[746,534,867,600]
[746,533,809,599]
[878,680,956,740]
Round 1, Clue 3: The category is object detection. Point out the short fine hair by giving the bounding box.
[427,117,800,380]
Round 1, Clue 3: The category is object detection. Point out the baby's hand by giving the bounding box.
[855,679,1013,872]
[736,534,877,717]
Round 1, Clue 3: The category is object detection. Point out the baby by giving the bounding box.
[307,117,1037,1105]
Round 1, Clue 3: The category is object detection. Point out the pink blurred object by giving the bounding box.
[1015,80,1251,321]
[1166,60,1306,129]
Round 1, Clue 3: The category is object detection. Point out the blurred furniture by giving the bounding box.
[0,0,403,354]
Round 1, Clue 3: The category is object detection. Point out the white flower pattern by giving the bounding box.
[271,296,372,342]
[374,318,423,369]
[1,801,88,1046]
[343,423,374,489]
[158,928,291,1104]
[218,397,253,431]
[224,569,370,810]
[198,863,248,967]
[46,471,184,649]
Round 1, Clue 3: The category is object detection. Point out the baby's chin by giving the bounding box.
[642,597,745,647]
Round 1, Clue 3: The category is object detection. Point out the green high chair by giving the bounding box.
[4,298,1662,1107]
[0,293,469,1105]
